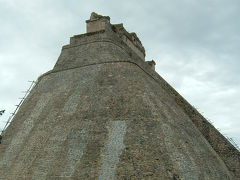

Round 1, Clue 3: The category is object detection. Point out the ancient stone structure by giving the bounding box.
[0,12,239,179]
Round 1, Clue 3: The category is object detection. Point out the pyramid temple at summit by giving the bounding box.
[0,12,239,179]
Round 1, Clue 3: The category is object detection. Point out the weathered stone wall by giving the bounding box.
[0,14,239,179]
[111,24,145,61]
[40,28,239,179]
[86,12,111,34]
[0,28,238,179]
[0,62,233,179]
[122,35,145,60]
[172,95,240,178]
[86,19,110,34]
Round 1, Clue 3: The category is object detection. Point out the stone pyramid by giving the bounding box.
[0,12,239,179]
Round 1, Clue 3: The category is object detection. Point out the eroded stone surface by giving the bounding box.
[0,13,239,179]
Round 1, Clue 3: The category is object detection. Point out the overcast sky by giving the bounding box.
[0,0,239,147]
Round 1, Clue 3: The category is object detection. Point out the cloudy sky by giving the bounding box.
[0,0,239,147]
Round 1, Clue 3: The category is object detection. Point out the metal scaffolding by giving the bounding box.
[0,80,36,137]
